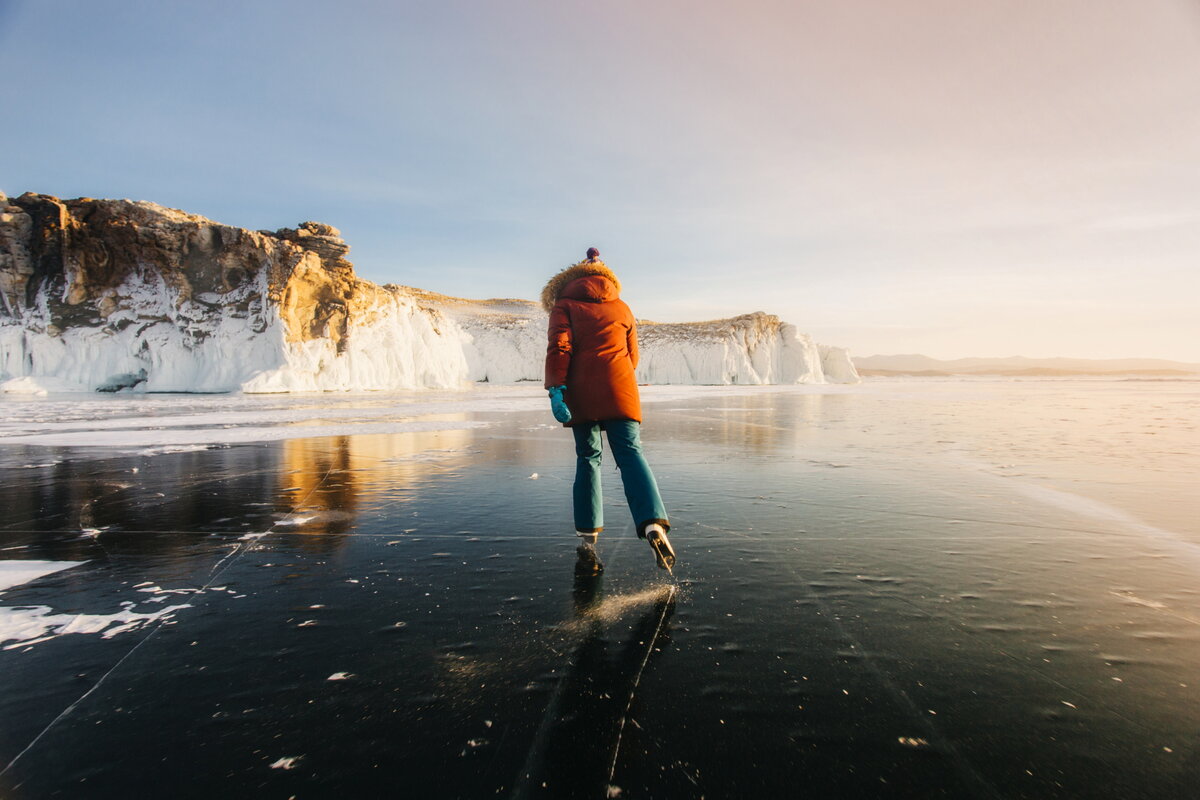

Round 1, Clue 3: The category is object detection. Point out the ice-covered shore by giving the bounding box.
[0,193,857,394]
[404,290,859,387]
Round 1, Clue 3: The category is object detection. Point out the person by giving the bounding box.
[542,247,675,574]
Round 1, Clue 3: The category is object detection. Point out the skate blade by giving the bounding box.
[575,543,604,576]
[648,530,676,571]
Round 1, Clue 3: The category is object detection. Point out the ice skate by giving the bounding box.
[644,523,675,571]
[575,537,604,575]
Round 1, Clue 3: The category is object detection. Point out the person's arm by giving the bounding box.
[627,316,639,370]
[545,303,572,388]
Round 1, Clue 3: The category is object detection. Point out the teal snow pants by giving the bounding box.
[572,420,669,537]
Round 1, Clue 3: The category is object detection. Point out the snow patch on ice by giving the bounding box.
[275,516,317,526]
[136,444,214,456]
[0,602,191,649]
[0,560,86,592]
[0,376,91,395]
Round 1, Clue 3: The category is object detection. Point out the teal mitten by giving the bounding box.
[548,385,572,423]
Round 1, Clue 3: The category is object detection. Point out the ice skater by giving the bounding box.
[542,247,675,574]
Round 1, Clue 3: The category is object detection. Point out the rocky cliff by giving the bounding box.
[0,192,466,392]
[0,193,857,393]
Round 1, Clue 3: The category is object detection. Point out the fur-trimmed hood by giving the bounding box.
[540,260,622,312]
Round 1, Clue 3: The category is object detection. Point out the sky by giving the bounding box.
[2,0,1198,360]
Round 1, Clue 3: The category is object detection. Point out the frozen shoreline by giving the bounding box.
[1,379,1194,548]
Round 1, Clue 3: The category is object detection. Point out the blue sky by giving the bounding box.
[2,0,1199,360]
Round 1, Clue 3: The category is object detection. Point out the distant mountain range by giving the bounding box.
[853,354,1200,377]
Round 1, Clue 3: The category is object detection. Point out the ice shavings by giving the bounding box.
[0,560,86,593]
[898,737,930,747]
[136,585,201,596]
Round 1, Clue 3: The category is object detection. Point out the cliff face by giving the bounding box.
[637,312,826,385]
[0,192,857,393]
[0,193,466,392]
[413,290,860,386]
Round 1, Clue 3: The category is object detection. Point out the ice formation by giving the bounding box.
[0,192,857,393]
[413,289,860,386]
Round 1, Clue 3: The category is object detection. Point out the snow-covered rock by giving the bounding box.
[636,313,825,385]
[0,193,857,392]
[405,290,546,384]
[413,291,860,386]
[819,344,859,384]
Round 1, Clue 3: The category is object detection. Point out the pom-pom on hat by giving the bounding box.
[586,247,600,261]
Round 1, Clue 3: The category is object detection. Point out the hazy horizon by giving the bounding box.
[853,352,1200,366]
[2,0,1198,361]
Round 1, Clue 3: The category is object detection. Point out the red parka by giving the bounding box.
[543,260,641,425]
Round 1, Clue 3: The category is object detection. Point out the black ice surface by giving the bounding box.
[1,390,1198,798]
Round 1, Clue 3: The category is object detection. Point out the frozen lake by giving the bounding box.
[1,380,1198,798]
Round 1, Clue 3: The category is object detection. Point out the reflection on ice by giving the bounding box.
[514,574,678,799]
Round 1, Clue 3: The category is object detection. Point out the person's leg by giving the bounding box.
[572,423,604,534]
[604,420,669,537]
